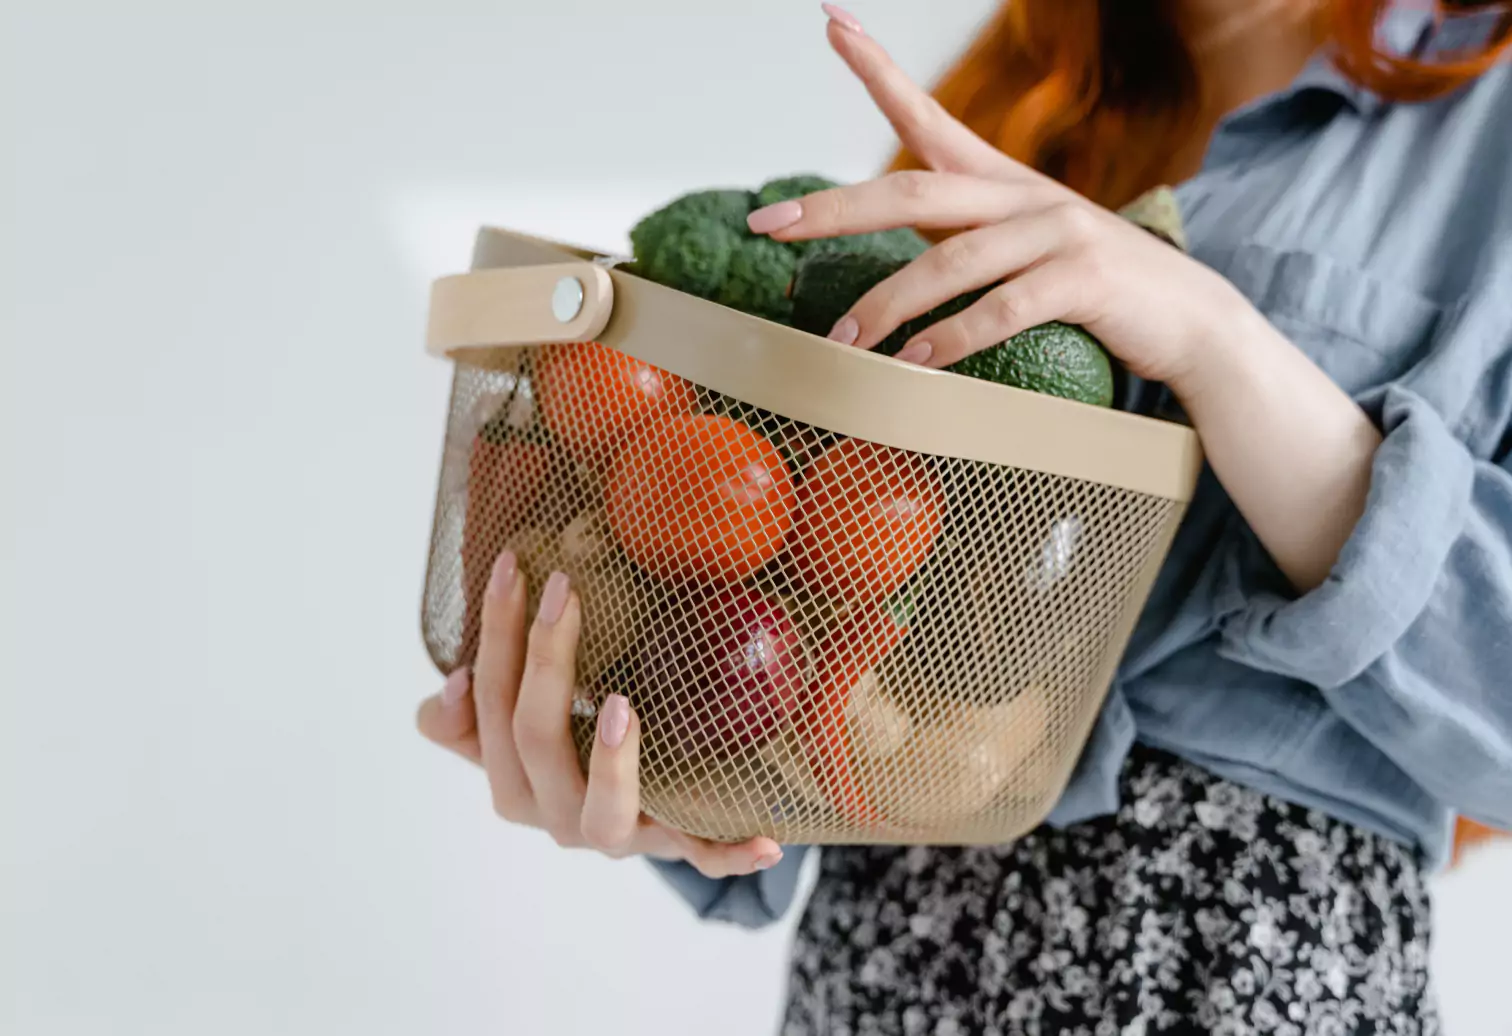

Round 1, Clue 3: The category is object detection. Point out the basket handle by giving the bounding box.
[425,261,614,359]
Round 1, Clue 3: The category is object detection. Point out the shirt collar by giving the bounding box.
[1278,5,1506,116]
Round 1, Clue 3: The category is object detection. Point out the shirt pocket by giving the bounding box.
[1222,243,1445,397]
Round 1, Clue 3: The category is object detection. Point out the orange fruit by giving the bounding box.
[789,438,944,601]
[606,414,795,583]
[533,341,697,465]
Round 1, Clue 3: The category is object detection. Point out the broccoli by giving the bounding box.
[635,213,742,300]
[626,175,927,319]
[754,174,840,209]
[630,188,752,263]
[715,237,799,323]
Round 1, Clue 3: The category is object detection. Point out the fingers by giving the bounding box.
[579,694,642,855]
[824,15,1024,182]
[902,264,1079,370]
[753,170,1048,243]
[841,214,1064,351]
[671,830,786,880]
[416,668,482,765]
[471,550,537,824]
[512,572,589,847]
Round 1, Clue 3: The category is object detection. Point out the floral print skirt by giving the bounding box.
[782,744,1437,1036]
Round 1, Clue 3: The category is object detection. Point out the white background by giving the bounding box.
[3,3,1509,1034]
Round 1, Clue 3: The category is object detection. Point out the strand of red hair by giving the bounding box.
[891,0,1512,209]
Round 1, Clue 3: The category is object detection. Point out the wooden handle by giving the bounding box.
[425,261,614,358]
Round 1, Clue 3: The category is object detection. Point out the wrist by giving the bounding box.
[1166,281,1278,411]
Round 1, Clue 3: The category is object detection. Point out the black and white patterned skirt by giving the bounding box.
[783,744,1437,1036]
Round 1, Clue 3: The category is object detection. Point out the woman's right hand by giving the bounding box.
[416,550,785,879]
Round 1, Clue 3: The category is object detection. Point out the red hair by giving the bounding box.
[891,0,1512,209]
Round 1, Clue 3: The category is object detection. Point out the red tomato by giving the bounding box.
[789,438,945,601]
[533,341,697,465]
[606,414,795,584]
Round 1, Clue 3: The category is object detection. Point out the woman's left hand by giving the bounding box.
[748,10,1252,393]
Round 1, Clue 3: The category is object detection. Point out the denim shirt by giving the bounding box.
[653,9,1512,928]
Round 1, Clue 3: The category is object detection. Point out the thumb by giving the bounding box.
[416,668,482,765]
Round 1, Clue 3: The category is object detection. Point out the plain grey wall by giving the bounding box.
[3,4,1508,1035]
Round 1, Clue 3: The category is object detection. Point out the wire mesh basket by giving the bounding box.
[421,227,1202,846]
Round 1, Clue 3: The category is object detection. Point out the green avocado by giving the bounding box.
[951,322,1115,407]
[790,250,1115,407]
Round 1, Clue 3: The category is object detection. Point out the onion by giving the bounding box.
[637,586,812,757]
[858,687,1054,828]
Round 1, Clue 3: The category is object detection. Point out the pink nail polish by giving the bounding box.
[441,667,470,706]
[821,3,865,34]
[896,340,933,366]
[488,550,517,599]
[828,315,860,346]
[747,200,803,235]
[599,694,631,748]
[537,571,569,625]
[755,852,785,871]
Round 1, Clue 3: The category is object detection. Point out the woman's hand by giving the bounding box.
[767,5,1383,595]
[748,10,1249,393]
[416,551,784,878]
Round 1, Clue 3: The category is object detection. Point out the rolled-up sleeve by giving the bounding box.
[1216,383,1512,829]
[646,846,809,929]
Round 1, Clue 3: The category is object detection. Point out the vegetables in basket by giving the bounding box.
[626,175,930,323]
[605,413,796,584]
[634,585,812,757]
[789,437,946,602]
[459,424,551,665]
[504,510,647,685]
[533,340,698,465]
[791,250,1116,407]
[856,688,1055,829]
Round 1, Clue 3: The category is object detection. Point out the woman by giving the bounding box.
[419,1,1512,1031]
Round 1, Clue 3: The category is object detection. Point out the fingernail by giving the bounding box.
[537,571,569,625]
[828,315,859,345]
[755,852,785,871]
[599,694,631,748]
[441,667,470,706]
[747,200,803,235]
[488,550,517,599]
[896,340,933,365]
[822,3,865,34]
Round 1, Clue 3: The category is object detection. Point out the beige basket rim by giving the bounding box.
[427,227,1204,502]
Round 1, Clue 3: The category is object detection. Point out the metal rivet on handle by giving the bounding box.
[551,276,585,323]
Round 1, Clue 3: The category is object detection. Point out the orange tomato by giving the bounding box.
[533,341,697,465]
[790,438,945,601]
[606,414,795,583]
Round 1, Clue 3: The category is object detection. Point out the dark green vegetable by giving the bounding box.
[790,251,1115,407]
[628,176,927,318]
[630,188,753,254]
[715,237,799,323]
[754,174,839,209]
[634,213,742,300]
[951,322,1114,408]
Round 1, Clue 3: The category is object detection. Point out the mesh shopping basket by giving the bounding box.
[421,227,1203,846]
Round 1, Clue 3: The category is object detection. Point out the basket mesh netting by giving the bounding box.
[422,339,1186,845]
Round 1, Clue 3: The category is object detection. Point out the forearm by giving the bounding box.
[1172,303,1383,593]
